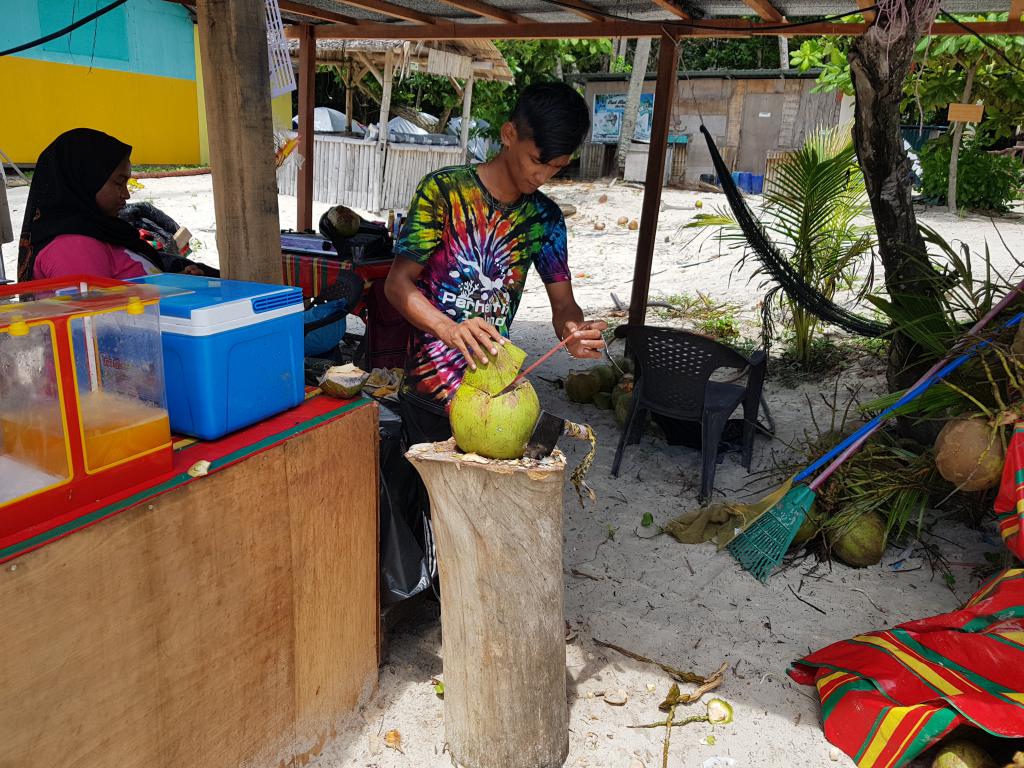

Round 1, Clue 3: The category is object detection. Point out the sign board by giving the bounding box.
[947,103,984,123]
[592,93,655,144]
[427,49,474,80]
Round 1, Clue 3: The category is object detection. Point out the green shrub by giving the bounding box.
[920,137,1024,212]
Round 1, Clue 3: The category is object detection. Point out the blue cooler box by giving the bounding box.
[134,274,305,440]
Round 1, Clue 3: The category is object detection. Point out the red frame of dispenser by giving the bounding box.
[0,276,172,553]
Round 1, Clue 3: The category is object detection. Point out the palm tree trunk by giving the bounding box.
[616,37,652,173]
[848,0,947,429]
[947,62,978,214]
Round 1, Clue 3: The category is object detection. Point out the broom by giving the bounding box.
[728,292,1024,583]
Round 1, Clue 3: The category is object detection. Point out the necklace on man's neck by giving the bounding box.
[477,153,522,205]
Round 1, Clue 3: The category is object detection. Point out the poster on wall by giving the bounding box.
[592,93,655,144]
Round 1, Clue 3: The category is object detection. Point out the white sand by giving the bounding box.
[4,175,1023,767]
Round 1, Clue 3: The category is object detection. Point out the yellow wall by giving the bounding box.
[272,93,293,133]
[194,26,209,166]
[0,57,200,166]
[194,26,294,166]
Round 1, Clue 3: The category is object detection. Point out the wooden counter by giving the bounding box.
[0,398,379,768]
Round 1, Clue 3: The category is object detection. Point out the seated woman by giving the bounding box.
[17,128,207,282]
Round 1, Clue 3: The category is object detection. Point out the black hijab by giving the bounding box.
[17,128,166,281]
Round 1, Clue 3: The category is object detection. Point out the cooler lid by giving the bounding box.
[134,274,303,323]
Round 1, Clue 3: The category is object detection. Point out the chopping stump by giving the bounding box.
[406,440,568,768]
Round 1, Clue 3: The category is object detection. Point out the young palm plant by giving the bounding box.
[690,124,875,365]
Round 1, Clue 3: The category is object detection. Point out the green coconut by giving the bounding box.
[615,393,633,427]
[593,391,613,410]
[930,740,996,768]
[789,503,822,550]
[611,375,635,409]
[462,342,527,396]
[324,205,362,238]
[590,364,617,392]
[828,512,887,568]
[449,379,541,460]
[566,371,602,404]
[934,417,1004,492]
[613,356,635,380]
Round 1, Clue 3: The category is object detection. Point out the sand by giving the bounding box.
[4,174,1023,767]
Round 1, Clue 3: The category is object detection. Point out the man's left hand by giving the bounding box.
[563,320,608,359]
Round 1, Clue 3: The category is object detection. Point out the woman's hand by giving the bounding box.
[439,317,506,370]
[563,320,607,360]
[182,264,205,276]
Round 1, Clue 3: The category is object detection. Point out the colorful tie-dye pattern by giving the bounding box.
[394,165,570,410]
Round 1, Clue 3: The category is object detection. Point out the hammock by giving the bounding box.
[700,125,890,339]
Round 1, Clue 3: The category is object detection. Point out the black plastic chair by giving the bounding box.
[610,325,767,503]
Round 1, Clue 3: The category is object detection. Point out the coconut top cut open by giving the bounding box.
[461,341,527,396]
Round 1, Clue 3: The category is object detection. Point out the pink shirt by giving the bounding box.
[33,234,152,280]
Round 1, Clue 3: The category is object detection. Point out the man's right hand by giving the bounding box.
[439,317,506,370]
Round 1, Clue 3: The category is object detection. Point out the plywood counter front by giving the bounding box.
[0,398,379,768]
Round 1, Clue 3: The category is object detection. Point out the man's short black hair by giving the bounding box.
[509,82,591,163]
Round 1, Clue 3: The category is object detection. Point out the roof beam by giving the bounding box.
[537,0,607,23]
[742,0,783,23]
[330,0,439,24]
[311,18,1024,39]
[856,0,876,24]
[649,0,691,20]
[169,0,363,25]
[279,0,361,24]
[433,0,527,23]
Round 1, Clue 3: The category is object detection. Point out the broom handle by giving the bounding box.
[798,282,1024,491]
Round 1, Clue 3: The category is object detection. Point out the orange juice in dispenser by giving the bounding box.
[0,277,174,550]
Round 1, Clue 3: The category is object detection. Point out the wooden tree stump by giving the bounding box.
[406,440,568,768]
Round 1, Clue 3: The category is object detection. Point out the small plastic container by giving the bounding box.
[0,276,171,548]
[134,274,305,440]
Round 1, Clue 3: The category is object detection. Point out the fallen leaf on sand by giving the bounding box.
[384,729,404,753]
[187,460,211,478]
[604,689,628,706]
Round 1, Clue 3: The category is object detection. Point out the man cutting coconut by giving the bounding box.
[385,82,607,445]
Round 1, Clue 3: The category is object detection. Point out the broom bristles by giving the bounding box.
[727,488,814,582]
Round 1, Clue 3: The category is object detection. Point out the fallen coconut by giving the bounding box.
[319,363,369,398]
[598,193,609,204]
[590,363,617,392]
[617,215,629,226]
[611,374,635,409]
[931,739,996,768]
[593,391,613,410]
[828,512,887,568]
[934,417,1004,491]
[614,393,633,427]
[594,221,606,231]
[628,219,639,231]
[565,370,602,404]
[790,503,822,550]
[448,342,540,460]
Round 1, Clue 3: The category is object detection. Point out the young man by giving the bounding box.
[386,82,607,445]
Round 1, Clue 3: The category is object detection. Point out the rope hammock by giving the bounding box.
[698,125,889,338]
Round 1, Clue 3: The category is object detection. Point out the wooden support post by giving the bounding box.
[297,23,316,232]
[628,34,679,327]
[375,47,395,213]
[1013,0,1024,21]
[459,75,475,164]
[195,0,282,284]
[406,442,568,768]
[345,61,354,133]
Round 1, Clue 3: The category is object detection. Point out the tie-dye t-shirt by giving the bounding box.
[394,165,570,410]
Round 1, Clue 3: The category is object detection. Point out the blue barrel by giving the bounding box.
[738,172,753,194]
[731,171,742,190]
[751,174,765,195]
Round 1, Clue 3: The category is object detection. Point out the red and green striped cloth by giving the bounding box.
[789,421,1024,768]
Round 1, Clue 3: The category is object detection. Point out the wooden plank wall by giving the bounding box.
[278,134,461,213]
[0,403,380,768]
